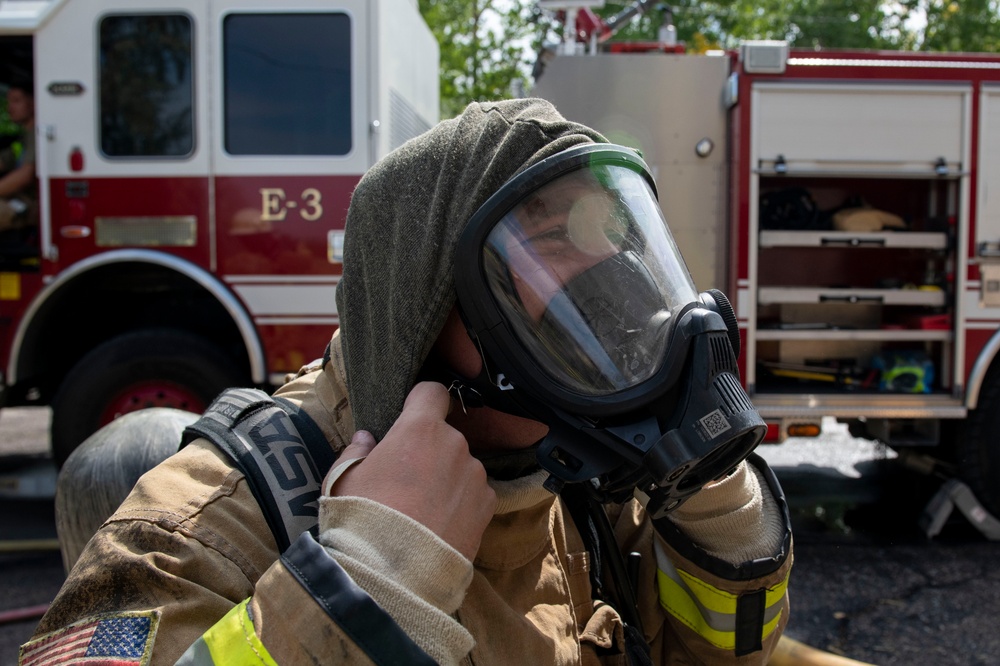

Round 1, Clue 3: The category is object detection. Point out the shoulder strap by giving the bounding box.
[181,388,338,552]
[561,483,653,666]
[560,483,606,601]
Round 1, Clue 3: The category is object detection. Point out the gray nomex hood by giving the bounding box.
[335,99,605,440]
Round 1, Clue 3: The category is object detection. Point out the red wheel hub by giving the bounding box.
[99,381,206,425]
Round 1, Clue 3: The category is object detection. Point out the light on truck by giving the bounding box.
[69,146,84,172]
[787,422,821,438]
[60,225,92,239]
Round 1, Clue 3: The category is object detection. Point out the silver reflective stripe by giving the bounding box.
[174,637,214,665]
[763,593,784,625]
[653,539,784,629]
[654,540,736,632]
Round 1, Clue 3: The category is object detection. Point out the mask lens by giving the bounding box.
[481,163,698,396]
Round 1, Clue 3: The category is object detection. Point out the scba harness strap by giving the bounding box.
[180,387,337,552]
[180,388,437,666]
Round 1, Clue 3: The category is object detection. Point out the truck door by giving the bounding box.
[34,1,211,270]
[209,0,370,379]
[975,86,1000,306]
[748,82,969,417]
[969,85,1000,387]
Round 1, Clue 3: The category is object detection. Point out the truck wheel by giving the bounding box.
[957,366,1000,516]
[51,329,242,467]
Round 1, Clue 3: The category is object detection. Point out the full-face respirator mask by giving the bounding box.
[448,143,765,517]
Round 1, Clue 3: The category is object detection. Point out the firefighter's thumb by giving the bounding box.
[342,429,378,457]
[322,430,377,496]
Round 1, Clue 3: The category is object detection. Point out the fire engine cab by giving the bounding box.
[533,3,1000,515]
[0,0,438,463]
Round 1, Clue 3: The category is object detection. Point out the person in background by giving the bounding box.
[0,79,36,233]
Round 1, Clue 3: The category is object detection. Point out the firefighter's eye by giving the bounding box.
[526,225,572,254]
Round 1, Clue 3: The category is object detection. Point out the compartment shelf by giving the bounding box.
[755,328,952,342]
[759,230,947,249]
[757,287,947,307]
[749,92,965,403]
[750,392,965,419]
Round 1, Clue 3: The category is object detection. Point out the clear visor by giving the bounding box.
[481,163,699,396]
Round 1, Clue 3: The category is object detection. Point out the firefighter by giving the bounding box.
[23,99,791,665]
[0,79,36,234]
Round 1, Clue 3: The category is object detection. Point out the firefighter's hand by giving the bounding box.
[324,381,497,561]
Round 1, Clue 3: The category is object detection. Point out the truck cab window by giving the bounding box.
[223,13,352,156]
[99,14,194,158]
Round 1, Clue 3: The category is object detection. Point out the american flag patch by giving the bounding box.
[19,610,159,666]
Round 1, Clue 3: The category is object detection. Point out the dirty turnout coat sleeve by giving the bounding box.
[23,437,436,665]
[22,354,442,665]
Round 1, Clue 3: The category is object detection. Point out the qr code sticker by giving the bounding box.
[699,409,731,438]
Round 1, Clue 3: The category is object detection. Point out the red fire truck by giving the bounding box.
[0,0,439,464]
[533,6,1000,514]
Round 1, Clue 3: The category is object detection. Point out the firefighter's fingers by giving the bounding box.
[400,381,453,419]
[327,382,497,560]
[322,430,377,496]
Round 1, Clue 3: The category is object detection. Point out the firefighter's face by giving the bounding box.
[6,88,33,125]
[432,307,550,453]
[505,173,624,321]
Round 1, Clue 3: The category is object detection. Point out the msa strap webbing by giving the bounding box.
[181,388,337,552]
[561,483,653,666]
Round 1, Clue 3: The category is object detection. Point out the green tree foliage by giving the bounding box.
[420,0,1000,116]
[594,0,1000,52]
[419,0,558,118]
[920,0,1000,52]
[593,1,912,50]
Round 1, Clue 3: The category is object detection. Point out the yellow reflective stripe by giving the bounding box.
[657,568,738,649]
[762,607,783,639]
[202,599,277,666]
[765,580,787,609]
[675,565,738,614]
[654,540,789,650]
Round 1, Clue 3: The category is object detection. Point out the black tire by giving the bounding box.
[51,329,244,467]
[957,365,1000,516]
